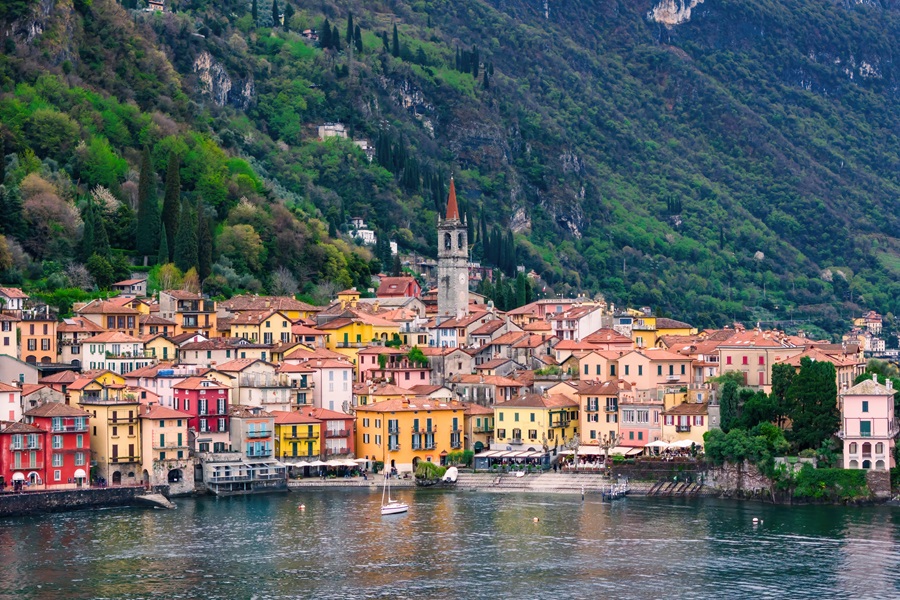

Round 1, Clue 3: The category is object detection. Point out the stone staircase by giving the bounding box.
[454,472,620,494]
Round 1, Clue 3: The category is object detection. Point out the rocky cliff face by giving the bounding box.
[649,0,706,27]
[192,50,253,110]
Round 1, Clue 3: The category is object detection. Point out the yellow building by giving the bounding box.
[465,403,494,452]
[229,309,293,345]
[271,410,321,462]
[631,315,696,349]
[66,371,127,405]
[318,313,401,363]
[493,392,579,450]
[578,380,622,444]
[660,401,709,448]
[355,397,467,473]
[218,294,321,322]
[79,389,143,486]
[142,334,177,362]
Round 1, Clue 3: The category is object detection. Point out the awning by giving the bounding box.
[307,460,328,467]
[12,472,25,481]
[609,446,644,457]
[670,439,700,449]
[645,440,671,449]
[74,469,87,478]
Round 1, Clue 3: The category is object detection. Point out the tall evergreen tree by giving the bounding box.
[455,46,460,71]
[271,0,279,26]
[391,253,401,277]
[321,18,332,49]
[515,273,527,307]
[392,23,400,57]
[174,200,199,273]
[81,200,95,262]
[157,225,169,266]
[332,24,341,51]
[719,379,740,433]
[472,45,480,78]
[483,70,490,89]
[381,31,389,52]
[354,25,362,53]
[0,136,5,184]
[346,11,353,44]
[197,202,213,282]
[94,204,110,258]
[136,146,159,262]
[787,357,839,451]
[161,151,180,262]
[283,3,294,31]
[0,185,24,239]
[251,0,258,24]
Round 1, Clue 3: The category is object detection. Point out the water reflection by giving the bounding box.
[0,492,899,599]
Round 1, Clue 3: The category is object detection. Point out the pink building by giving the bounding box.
[841,375,897,471]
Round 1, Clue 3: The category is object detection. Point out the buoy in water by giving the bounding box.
[752,517,759,524]
[299,504,306,511]
[533,517,540,523]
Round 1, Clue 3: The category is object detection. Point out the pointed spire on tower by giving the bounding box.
[445,176,460,221]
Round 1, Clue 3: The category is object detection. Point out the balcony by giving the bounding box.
[281,453,317,461]
[388,444,400,452]
[282,432,316,440]
[11,462,43,470]
[108,416,139,424]
[247,430,272,439]
[208,474,252,483]
[337,342,366,348]
[387,427,400,435]
[324,448,349,457]
[424,443,436,450]
[325,429,349,438]
[676,425,691,433]
[510,438,523,445]
[153,442,188,450]
[246,450,273,458]
[605,405,618,413]
[473,426,494,433]
[110,456,140,463]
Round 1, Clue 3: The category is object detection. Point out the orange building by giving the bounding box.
[18,316,58,364]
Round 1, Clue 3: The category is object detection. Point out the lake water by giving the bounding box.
[1,489,899,599]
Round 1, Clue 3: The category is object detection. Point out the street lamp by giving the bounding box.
[599,432,623,478]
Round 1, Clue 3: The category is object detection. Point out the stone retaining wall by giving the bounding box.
[0,485,170,518]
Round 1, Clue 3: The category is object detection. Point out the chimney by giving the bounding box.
[888,380,894,391]
[873,374,878,383]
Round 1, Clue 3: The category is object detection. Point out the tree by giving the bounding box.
[515,272,526,307]
[282,3,294,31]
[787,357,839,451]
[771,363,795,428]
[161,152,180,262]
[251,0,258,23]
[0,136,5,184]
[197,202,213,282]
[346,11,353,44]
[483,70,490,90]
[271,0,279,26]
[392,23,400,58]
[354,25,362,54]
[182,267,201,293]
[321,18,332,49]
[93,202,110,258]
[157,224,169,266]
[174,200,198,273]
[136,146,159,264]
[738,391,778,429]
[391,253,401,276]
[332,24,341,51]
[156,263,183,291]
[719,379,740,433]
[81,200,95,262]
[86,254,115,289]
[381,31,389,53]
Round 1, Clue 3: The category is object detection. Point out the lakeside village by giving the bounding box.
[0,183,896,500]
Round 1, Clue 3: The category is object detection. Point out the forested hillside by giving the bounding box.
[2,0,900,336]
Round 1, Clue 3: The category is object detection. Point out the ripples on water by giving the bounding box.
[1,490,900,599]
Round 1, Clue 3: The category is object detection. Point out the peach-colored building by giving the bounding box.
[617,348,693,390]
[841,376,897,471]
[717,329,807,392]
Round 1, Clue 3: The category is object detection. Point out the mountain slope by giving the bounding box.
[2,0,900,336]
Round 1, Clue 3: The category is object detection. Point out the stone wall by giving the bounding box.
[0,485,170,518]
[610,459,707,482]
[704,461,774,500]
[867,470,891,501]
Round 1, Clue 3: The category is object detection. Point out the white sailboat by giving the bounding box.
[381,469,408,516]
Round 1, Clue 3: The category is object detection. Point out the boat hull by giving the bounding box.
[381,502,409,515]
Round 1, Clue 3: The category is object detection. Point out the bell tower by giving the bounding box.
[437,178,469,322]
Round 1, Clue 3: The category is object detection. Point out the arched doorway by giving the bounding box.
[142,470,150,488]
[849,460,859,468]
[863,460,872,469]
[390,459,396,469]
[412,457,420,471]
[112,471,122,485]
[28,472,41,485]
[876,460,886,470]
[168,469,183,483]
[72,359,81,367]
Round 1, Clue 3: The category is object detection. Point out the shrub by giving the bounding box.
[792,464,868,502]
[414,461,446,480]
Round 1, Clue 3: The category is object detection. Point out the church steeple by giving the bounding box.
[445,177,460,221]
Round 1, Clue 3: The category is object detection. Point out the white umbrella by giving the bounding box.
[645,440,671,449]
[11,472,25,481]
[353,458,369,463]
[339,459,358,467]
[307,460,328,467]
[325,459,344,467]
[292,460,311,467]
[670,439,697,449]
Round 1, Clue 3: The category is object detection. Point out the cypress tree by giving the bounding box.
[392,23,400,57]
[283,3,294,31]
[197,202,213,282]
[321,18,331,49]
[157,225,169,266]
[381,31,389,52]
[515,273,527,308]
[251,0,258,23]
[161,151,180,262]
[346,11,353,44]
[94,204,111,258]
[455,46,460,71]
[174,200,198,273]
[472,45,479,78]
[81,200,95,262]
[332,24,341,51]
[483,70,490,89]
[391,253,401,277]
[136,146,159,261]
[272,0,279,26]
[354,25,362,53]
[0,136,5,184]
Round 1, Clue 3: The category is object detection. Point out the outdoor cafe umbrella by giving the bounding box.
[645,440,671,449]
[307,460,328,467]
[670,439,697,449]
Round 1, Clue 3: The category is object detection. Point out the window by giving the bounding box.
[862,401,869,413]
[610,365,616,377]
[638,432,643,441]
[638,365,643,376]
[860,421,872,437]
[363,433,370,444]
[625,365,629,376]
[629,431,634,440]
[657,365,662,376]
[584,364,589,376]
[693,415,704,426]
[758,356,765,366]
[363,418,370,427]
[742,356,748,365]
[726,356,732,365]
[52,453,63,467]
[52,435,62,449]
[499,413,504,422]
[681,364,685,375]
[54,470,61,481]
[530,413,535,422]
[528,429,538,440]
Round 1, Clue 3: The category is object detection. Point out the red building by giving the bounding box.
[172,376,231,453]
[21,402,91,488]
[0,421,46,490]
[296,406,355,458]
[376,276,421,299]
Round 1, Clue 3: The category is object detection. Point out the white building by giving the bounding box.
[83,332,156,375]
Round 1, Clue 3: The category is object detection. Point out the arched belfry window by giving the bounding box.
[458,232,465,249]
[444,233,452,250]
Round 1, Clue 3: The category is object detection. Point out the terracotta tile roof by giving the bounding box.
[779,347,860,369]
[470,320,506,336]
[464,403,494,415]
[25,402,91,417]
[655,318,694,330]
[0,287,28,299]
[354,397,467,413]
[0,382,19,392]
[219,295,320,313]
[229,309,288,326]
[113,278,147,286]
[77,300,140,315]
[0,420,43,434]
[523,321,553,332]
[229,405,273,419]
[582,328,634,345]
[173,377,231,391]
[215,358,269,372]
[283,347,346,361]
[140,405,192,419]
[512,334,552,349]
[449,374,524,387]
[844,377,895,396]
[296,406,353,421]
[625,348,693,362]
[21,384,47,396]
[140,314,177,326]
[161,290,203,300]
[495,393,578,409]
[169,332,206,345]
[39,371,80,385]
[662,402,709,416]
[476,358,515,370]
[58,317,106,333]
[276,363,317,374]
[83,332,144,344]
[407,385,445,395]
[291,324,326,336]
[270,410,321,425]
[489,331,529,347]
[577,380,622,396]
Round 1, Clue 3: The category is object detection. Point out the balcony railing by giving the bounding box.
[388,444,400,452]
[676,425,691,433]
[280,453,317,460]
[282,432,317,440]
[246,430,272,439]
[247,450,273,458]
[473,426,494,433]
[12,462,43,470]
[208,474,252,483]
[387,427,400,434]
[424,443,436,450]
[108,417,139,424]
[110,456,140,463]
[605,405,618,413]
[153,442,188,450]
[324,449,349,457]
[325,429,349,438]
[337,342,366,348]
[510,438,523,445]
